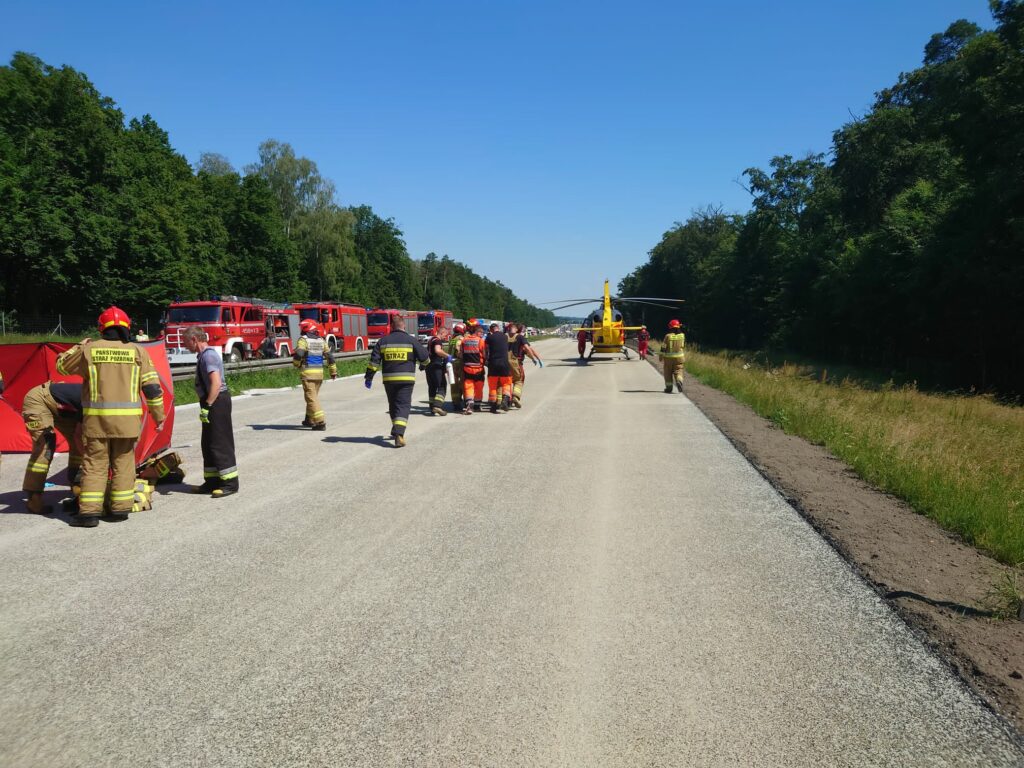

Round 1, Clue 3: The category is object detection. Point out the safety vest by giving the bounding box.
[461,334,484,372]
[296,334,333,379]
[662,332,686,359]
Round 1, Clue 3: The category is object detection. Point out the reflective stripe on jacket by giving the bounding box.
[366,330,428,383]
[661,332,686,359]
[55,340,164,438]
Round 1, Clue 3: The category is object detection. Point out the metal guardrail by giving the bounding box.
[170,350,370,382]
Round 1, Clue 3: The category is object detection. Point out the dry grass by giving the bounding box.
[676,347,1024,565]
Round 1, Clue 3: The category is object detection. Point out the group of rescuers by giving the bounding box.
[3,310,683,524]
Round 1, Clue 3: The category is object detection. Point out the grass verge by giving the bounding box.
[672,346,1024,566]
[173,357,370,405]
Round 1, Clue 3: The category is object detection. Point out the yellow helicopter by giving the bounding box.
[546,280,684,360]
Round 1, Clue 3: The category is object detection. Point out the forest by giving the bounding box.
[0,53,556,330]
[621,2,1024,393]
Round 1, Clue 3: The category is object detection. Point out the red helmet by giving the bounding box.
[453,323,466,335]
[299,319,318,333]
[466,317,479,328]
[668,319,681,329]
[98,306,131,332]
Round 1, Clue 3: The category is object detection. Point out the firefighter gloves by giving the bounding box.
[199,406,210,424]
[364,378,372,389]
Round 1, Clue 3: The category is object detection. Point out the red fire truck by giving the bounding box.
[292,302,369,352]
[161,297,299,364]
[367,308,419,345]
[416,310,454,341]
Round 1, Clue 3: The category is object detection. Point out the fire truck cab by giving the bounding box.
[416,310,454,342]
[162,297,299,364]
[293,302,369,353]
[367,308,420,345]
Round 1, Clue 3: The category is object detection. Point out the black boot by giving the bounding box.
[70,514,99,528]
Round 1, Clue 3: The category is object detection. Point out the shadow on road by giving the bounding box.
[322,435,393,448]
[0,488,79,525]
[248,424,308,431]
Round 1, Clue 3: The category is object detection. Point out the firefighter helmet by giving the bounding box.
[98,306,131,332]
[467,317,479,328]
[668,319,681,329]
[453,323,466,335]
[299,319,318,333]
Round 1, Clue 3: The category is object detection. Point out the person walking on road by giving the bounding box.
[425,327,451,416]
[507,322,543,409]
[447,323,466,412]
[182,327,239,497]
[364,314,428,447]
[637,325,650,360]
[577,328,589,359]
[484,323,513,413]
[458,319,486,414]
[293,319,337,430]
[20,381,84,514]
[55,307,165,526]
[659,319,686,393]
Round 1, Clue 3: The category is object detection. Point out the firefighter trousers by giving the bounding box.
[201,394,238,490]
[79,436,136,515]
[510,359,525,404]
[384,382,413,437]
[425,364,447,409]
[663,359,685,390]
[450,362,463,408]
[21,386,81,493]
[301,376,325,425]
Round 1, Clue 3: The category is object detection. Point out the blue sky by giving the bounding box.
[2,0,993,307]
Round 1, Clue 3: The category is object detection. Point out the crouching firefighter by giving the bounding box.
[293,319,337,430]
[364,314,428,447]
[55,307,165,527]
[21,381,84,514]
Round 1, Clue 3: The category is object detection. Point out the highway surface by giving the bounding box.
[1,339,1021,767]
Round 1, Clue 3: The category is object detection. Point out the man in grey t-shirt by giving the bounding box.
[183,327,238,497]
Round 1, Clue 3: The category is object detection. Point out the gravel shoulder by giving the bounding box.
[668,362,1024,736]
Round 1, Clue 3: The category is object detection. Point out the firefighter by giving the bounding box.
[293,319,337,430]
[637,325,650,360]
[507,322,544,408]
[21,381,84,514]
[425,327,451,416]
[183,326,239,497]
[364,314,428,447]
[577,328,588,358]
[484,323,513,413]
[660,319,686,393]
[55,307,165,527]
[447,323,466,411]
[458,319,486,414]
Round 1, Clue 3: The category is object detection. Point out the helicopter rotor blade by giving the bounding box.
[538,298,600,305]
[613,296,685,303]
[615,299,686,309]
[546,300,604,311]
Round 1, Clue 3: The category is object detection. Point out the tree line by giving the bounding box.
[0,53,556,330]
[621,2,1024,393]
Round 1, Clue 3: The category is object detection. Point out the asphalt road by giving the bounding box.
[1,339,1021,767]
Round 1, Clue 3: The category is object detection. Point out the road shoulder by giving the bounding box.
[669,367,1024,737]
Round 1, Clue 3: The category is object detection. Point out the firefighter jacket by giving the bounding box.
[508,332,528,363]
[56,340,165,438]
[458,333,485,375]
[660,332,686,359]
[365,330,428,384]
[293,332,337,379]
